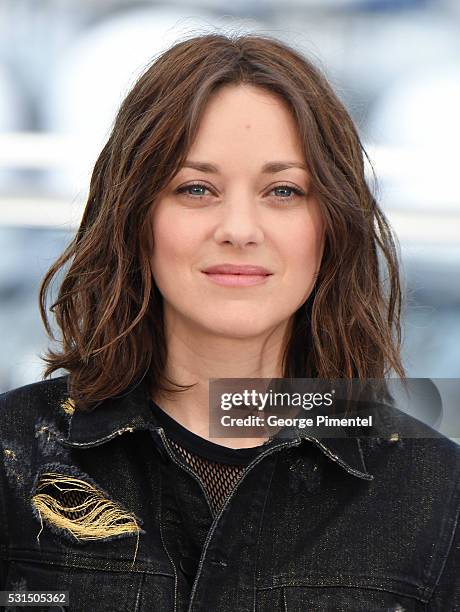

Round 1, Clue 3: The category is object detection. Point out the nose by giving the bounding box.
[213,191,265,248]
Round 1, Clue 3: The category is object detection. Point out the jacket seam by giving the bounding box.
[6,550,175,576]
[356,436,370,475]
[269,572,428,599]
[424,477,460,605]
[259,581,428,604]
[133,571,145,612]
[252,452,278,612]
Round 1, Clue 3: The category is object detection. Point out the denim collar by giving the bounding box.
[61,376,374,481]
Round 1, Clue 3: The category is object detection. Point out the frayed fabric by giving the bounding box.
[1,440,32,493]
[30,462,145,569]
[34,417,71,461]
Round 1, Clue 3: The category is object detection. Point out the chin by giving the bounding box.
[198,316,279,339]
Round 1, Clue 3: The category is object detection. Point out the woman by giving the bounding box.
[1,33,459,611]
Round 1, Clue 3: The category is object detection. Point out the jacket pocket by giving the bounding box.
[282,585,425,612]
[4,556,175,612]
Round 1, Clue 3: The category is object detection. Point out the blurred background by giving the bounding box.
[0,0,458,436]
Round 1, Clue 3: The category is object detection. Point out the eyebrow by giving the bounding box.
[181,160,309,174]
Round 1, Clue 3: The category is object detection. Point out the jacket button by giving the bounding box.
[180,556,199,578]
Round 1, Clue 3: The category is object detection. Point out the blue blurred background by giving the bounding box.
[0,0,459,410]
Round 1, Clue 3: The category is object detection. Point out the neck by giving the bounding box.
[151,316,292,449]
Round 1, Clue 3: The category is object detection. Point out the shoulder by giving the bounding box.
[0,375,71,445]
[0,375,72,496]
[361,404,460,492]
[361,400,460,530]
[0,374,70,409]
[362,404,460,537]
[363,398,460,469]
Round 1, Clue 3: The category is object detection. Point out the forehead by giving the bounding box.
[186,84,306,165]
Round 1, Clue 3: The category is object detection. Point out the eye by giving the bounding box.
[270,184,305,202]
[175,183,213,199]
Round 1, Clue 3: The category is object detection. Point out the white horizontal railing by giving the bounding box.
[0,132,456,177]
[0,132,458,244]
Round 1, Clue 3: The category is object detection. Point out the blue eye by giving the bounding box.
[176,184,211,198]
[175,183,305,202]
[272,185,304,200]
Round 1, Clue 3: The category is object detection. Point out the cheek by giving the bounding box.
[150,210,199,273]
[290,234,322,264]
[281,215,325,275]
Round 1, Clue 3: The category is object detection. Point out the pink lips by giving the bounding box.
[202,263,273,287]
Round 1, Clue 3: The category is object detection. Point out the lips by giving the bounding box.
[202,264,272,275]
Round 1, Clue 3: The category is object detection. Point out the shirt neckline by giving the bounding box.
[149,399,270,465]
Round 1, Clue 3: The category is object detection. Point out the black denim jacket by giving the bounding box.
[0,375,459,612]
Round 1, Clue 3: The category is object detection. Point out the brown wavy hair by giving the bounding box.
[39,32,405,411]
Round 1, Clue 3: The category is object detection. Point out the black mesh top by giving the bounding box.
[149,400,271,516]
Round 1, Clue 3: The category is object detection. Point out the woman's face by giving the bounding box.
[149,84,325,339]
